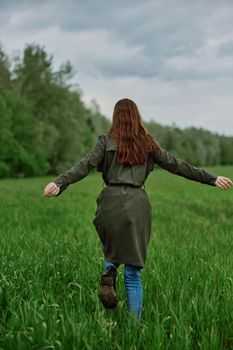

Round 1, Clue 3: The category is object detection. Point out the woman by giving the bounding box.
[43,98,232,322]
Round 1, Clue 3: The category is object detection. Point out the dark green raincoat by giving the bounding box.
[53,134,218,268]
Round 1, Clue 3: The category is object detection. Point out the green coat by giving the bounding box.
[53,134,218,267]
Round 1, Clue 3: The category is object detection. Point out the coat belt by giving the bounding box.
[107,183,142,188]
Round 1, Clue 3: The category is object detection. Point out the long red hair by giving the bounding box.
[108,98,162,165]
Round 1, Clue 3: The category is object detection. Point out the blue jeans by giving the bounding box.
[104,259,142,321]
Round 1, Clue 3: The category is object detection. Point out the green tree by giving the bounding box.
[0,46,11,89]
[0,90,49,177]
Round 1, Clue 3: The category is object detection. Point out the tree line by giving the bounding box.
[0,44,232,178]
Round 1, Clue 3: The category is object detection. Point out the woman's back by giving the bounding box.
[97,134,155,188]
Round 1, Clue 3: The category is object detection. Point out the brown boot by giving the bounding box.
[99,267,117,309]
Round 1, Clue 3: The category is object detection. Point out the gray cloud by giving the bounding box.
[218,40,233,56]
[0,0,233,134]
[2,0,233,80]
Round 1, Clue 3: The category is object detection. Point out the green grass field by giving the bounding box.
[0,166,233,350]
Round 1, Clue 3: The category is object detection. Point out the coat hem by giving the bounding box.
[104,255,144,269]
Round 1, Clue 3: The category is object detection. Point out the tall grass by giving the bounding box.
[0,166,232,349]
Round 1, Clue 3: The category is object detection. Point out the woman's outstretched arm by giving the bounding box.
[153,147,232,189]
[43,135,105,197]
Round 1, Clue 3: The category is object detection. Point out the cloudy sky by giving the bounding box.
[1,0,233,135]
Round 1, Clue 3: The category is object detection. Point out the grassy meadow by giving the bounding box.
[0,166,233,350]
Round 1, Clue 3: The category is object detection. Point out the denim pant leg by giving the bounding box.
[124,265,143,321]
[104,259,120,271]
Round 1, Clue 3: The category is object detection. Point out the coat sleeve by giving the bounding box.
[53,135,106,196]
[153,147,218,186]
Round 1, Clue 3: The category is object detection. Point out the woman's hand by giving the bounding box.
[43,182,60,197]
[215,176,233,190]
